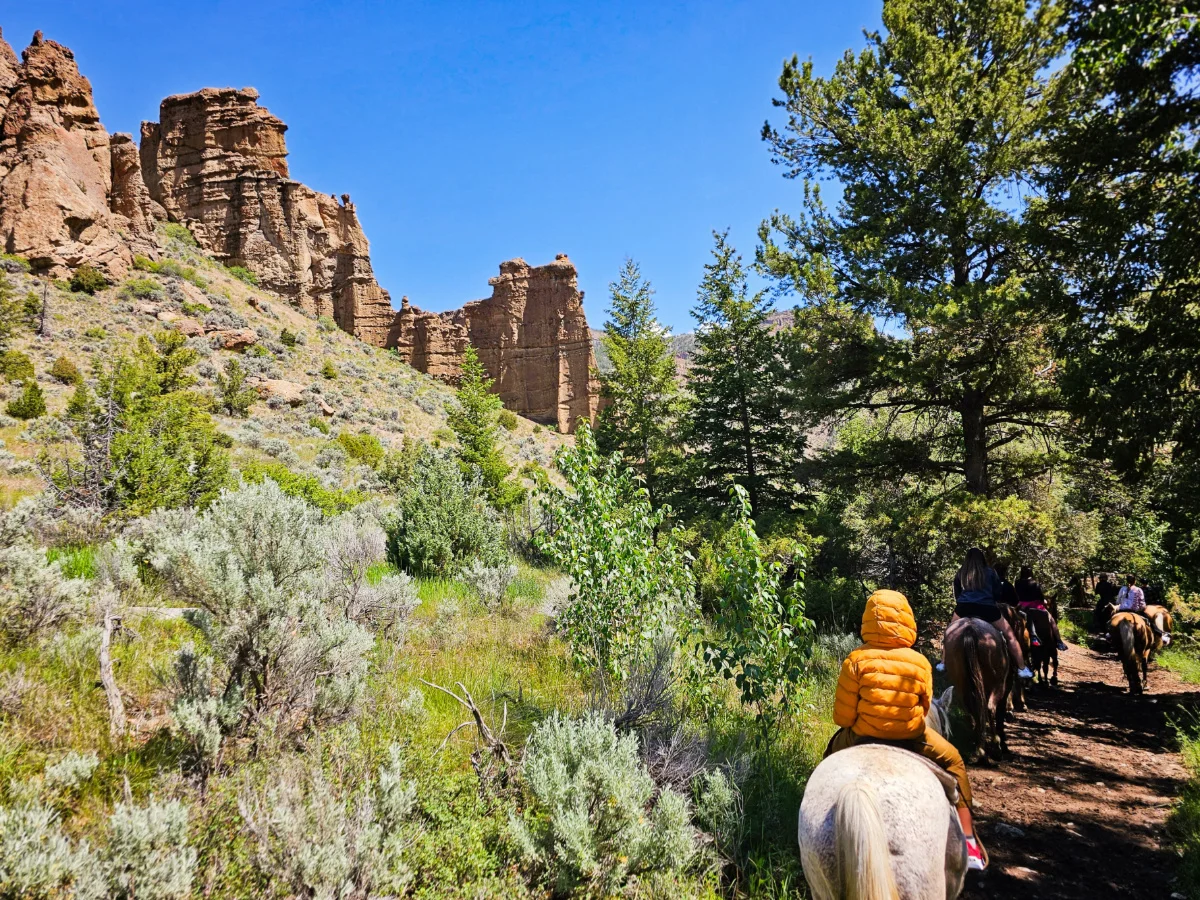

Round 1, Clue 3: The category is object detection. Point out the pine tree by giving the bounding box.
[760,0,1066,496]
[595,259,683,509]
[686,232,802,516]
[448,345,523,511]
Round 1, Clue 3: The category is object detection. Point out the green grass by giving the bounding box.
[1163,643,1200,897]
[1161,646,1200,684]
[45,544,97,579]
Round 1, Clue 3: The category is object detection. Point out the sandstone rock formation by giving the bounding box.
[0,29,599,428]
[389,255,599,433]
[0,30,156,278]
[139,87,395,343]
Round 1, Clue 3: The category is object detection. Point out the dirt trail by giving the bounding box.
[960,636,1199,899]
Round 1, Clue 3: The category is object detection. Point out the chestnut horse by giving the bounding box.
[998,603,1029,713]
[944,616,1011,762]
[1109,611,1152,693]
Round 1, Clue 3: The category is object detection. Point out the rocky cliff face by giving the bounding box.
[139,87,396,344]
[0,30,156,278]
[0,28,598,429]
[389,255,599,433]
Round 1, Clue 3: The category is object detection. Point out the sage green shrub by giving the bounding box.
[510,712,696,895]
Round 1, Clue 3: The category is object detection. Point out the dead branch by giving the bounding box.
[419,679,512,788]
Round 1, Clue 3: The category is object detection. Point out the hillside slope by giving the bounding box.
[0,226,566,507]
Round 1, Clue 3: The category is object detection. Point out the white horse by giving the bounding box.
[798,688,967,900]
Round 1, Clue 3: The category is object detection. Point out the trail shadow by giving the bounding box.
[960,649,1200,899]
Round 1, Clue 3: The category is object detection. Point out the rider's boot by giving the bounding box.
[1056,639,1068,651]
[965,836,986,871]
[1017,666,1034,680]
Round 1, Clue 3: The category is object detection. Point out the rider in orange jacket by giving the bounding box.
[825,589,986,871]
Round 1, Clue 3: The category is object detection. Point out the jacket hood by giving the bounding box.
[860,589,917,649]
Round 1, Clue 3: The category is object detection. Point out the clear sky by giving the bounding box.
[1,1,880,332]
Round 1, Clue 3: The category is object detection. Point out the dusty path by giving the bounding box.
[959,636,1200,899]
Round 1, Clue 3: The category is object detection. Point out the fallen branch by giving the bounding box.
[419,679,512,788]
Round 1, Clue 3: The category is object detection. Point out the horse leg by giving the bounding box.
[1050,648,1059,686]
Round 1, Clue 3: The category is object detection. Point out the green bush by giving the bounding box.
[181,300,211,316]
[214,358,257,417]
[225,264,259,286]
[0,350,34,383]
[308,416,331,435]
[335,431,385,468]
[6,380,46,419]
[22,290,41,326]
[321,359,338,379]
[122,277,162,300]
[84,326,107,340]
[240,460,363,515]
[133,254,159,272]
[498,409,519,431]
[0,253,30,272]
[162,222,198,247]
[279,328,297,348]
[382,444,506,577]
[49,356,82,385]
[317,315,337,333]
[69,265,108,294]
[155,259,207,290]
[510,712,696,895]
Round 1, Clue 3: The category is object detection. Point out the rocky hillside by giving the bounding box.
[0,27,597,433]
[0,225,567,508]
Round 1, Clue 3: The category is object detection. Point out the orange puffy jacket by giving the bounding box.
[834,589,933,740]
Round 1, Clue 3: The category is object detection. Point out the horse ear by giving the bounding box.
[939,685,954,707]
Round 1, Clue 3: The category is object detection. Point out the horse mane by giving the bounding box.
[834,781,900,900]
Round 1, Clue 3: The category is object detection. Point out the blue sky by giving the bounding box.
[2,1,879,332]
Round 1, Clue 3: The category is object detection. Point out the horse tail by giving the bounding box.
[834,781,899,900]
[961,627,987,744]
[1115,618,1139,690]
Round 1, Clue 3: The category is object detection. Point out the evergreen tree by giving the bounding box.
[759,0,1066,496]
[0,274,20,353]
[1037,0,1200,579]
[686,231,801,516]
[448,345,523,511]
[595,259,683,509]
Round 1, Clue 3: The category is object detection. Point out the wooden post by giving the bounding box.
[100,609,127,741]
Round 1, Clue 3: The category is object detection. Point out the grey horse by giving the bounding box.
[798,687,967,900]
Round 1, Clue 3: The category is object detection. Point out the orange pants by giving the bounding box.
[824,725,972,810]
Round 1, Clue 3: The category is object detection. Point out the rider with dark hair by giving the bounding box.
[938,548,1033,680]
[1015,565,1069,652]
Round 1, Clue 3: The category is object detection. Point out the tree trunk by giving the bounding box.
[961,389,989,496]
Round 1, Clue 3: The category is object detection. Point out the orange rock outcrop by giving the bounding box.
[0,30,156,278]
[139,87,395,343]
[0,29,598,429]
[389,255,599,433]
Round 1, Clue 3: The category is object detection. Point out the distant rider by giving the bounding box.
[938,548,1034,680]
[825,589,987,871]
[1117,574,1168,644]
[1014,565,1069,652]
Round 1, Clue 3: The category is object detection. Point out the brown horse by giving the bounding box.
[1109,611,1152,693]
[1023,606,1060,687]
[944,616,1011,762]
[1145,604,1174,656]
[998,603,1029,713]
